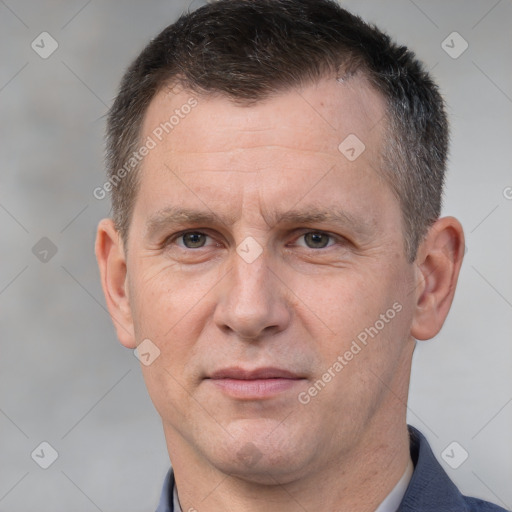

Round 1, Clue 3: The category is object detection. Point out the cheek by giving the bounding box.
[128,259,215,338]
[290,268,391,345]
[296,262,412,382]
[128,260,225,396]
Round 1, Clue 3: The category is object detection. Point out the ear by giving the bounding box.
[95,218,136,348]
[410,216,465,341]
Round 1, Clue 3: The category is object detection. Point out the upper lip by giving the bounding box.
[208,367,303,380]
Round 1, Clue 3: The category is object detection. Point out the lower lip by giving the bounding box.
[208,378,303,399]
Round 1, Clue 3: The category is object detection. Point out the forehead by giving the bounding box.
[141,76,386,158]
[133,77,397,236]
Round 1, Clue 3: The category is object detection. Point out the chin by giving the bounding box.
[215,454,309,486]
[209,422,317,485]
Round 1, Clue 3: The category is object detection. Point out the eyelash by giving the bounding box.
[173,231,216,249]
[165,230,342,250]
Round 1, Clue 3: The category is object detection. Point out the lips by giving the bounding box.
[209,367,302,380]
[206,367,305,399]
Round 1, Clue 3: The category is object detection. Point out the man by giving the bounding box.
[95,0,507,510]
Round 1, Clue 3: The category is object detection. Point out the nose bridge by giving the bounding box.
[214,246,289,339]
[231,248,273,314]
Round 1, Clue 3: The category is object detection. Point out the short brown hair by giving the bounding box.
[106,0,448,261]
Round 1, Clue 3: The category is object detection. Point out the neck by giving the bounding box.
[167,418,411,512]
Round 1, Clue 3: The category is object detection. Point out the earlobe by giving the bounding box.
[95,219,137,348]
[410,216,465,341]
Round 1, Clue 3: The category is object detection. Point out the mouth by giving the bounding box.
[206,367,306,400]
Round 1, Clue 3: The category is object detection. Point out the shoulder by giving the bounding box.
[463,496,509,511]
[399,427,509,512]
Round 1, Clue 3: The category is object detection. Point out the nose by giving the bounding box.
[213,247,291,340]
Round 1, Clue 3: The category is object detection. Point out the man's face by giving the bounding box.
[124,77,417,482]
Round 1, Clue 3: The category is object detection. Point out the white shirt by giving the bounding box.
[375,459,414,512]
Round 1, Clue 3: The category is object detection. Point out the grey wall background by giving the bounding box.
[1,0,511,510]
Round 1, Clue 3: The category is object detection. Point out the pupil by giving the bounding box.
[185,233,205,248]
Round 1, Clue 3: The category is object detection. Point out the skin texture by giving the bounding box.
[96,76,465,511]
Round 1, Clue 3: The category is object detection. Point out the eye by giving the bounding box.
[177,232,209,249]
[298,232,335,249]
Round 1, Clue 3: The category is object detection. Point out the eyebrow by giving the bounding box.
[144,207,235,239]
[144,205,374,239]
[269,207,375,237]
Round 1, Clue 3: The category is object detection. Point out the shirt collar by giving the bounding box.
[375,458,414,512]
[156,469,173,512]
